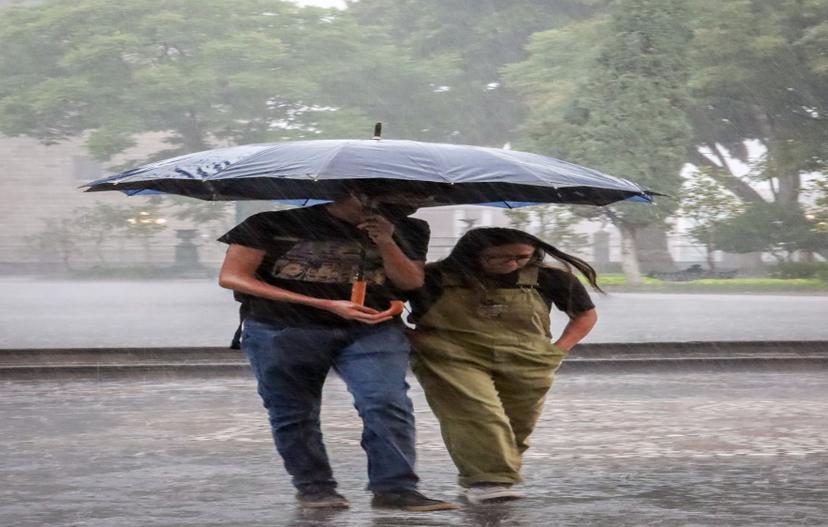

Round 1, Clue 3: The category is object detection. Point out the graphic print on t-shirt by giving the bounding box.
[270,239,386,285]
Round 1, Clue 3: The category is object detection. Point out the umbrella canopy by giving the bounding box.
[83,139,653,207]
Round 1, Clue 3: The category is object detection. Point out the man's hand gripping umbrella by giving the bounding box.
[350,191,425,322]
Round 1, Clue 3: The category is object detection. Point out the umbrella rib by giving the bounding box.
[414,141,454,184]
[492,148,639,191]
[310,140,352,181]
[483,148,564,188]
[210,144,293,180]
[186,143,298,183]
[172,145,271,180]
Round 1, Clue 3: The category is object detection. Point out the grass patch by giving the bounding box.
[63,265,216,280]
[592,274,828,293]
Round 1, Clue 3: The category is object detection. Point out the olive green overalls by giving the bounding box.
[410,265,567,487]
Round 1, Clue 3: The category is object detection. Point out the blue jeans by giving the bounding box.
[242,319,418,493]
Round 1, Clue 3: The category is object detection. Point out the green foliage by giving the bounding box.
[679,167,743,250]
[504,205,589,252]
[119,198,168,243]
[508,0,694,230]
[0,0,448,160]
[347,0,611,145]
[594,273,828,291]
[593,273,662,287]
[502,16,609,119]
[805,178,828,233]
[3,0,827,274]
[25,218,79,268]
[165,197,233,239]
[687,0,828,202]
[505,0,828,266]
[676,278,827,290]
[714,202,828,258]
[25,199,170,266]
[767,261,828,279]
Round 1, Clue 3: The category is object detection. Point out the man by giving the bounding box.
[217,189,457,512]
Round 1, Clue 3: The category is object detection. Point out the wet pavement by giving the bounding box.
[2,370,827,526]
[2,278,828,348]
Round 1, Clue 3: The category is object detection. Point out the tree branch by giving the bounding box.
[692,143,766,204]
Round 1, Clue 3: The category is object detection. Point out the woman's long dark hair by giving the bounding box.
[432,227,603,292]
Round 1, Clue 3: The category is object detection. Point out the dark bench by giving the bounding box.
[647,265,737,282]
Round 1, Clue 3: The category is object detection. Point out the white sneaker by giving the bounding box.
[463,485,526,504]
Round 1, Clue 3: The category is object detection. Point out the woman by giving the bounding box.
[408,227,600,504]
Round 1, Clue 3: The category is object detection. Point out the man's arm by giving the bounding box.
[376,241,425,290]
[358,216,425,290]
[554,308,598,352]
[218,244,393,324]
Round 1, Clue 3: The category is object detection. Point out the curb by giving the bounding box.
[1,341,827,380]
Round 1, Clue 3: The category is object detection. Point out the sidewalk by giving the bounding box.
[2,371,826,526]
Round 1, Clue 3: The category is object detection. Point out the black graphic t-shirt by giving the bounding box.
[218,205,430,327]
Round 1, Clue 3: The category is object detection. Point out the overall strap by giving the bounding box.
[516,265,541,287]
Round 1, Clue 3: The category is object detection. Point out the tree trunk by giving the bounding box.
[181,110,209,152]
[705,242,717,272]
[619,224,643,285]
[777,170,801,206]
[632,223,676,273]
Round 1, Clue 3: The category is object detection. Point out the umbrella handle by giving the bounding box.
[351,280,367,304]
[381,301,405,317]
[350,281,404,317]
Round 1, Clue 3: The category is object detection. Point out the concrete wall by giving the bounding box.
[0,134,237,273]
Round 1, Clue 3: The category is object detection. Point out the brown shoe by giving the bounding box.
[296,488,350,509]
[371,489,459,512]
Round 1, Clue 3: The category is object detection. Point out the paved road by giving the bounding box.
[2,278,828,348]
[1,371,826,526]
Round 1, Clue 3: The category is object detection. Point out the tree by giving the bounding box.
[26,218,80,270]
[165,197,234,241]
[0,0,474,238]
[679,168,743,270]
[685,0,828,254]
[805,178,828,234]
[347,0,611,145]
[25,199,172,268]
[506,0,694,282]
[504,206,589,253]
[0,0,448,162]
[74,203,134,263]
[114,197,168,262]
[714,202,828,261]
